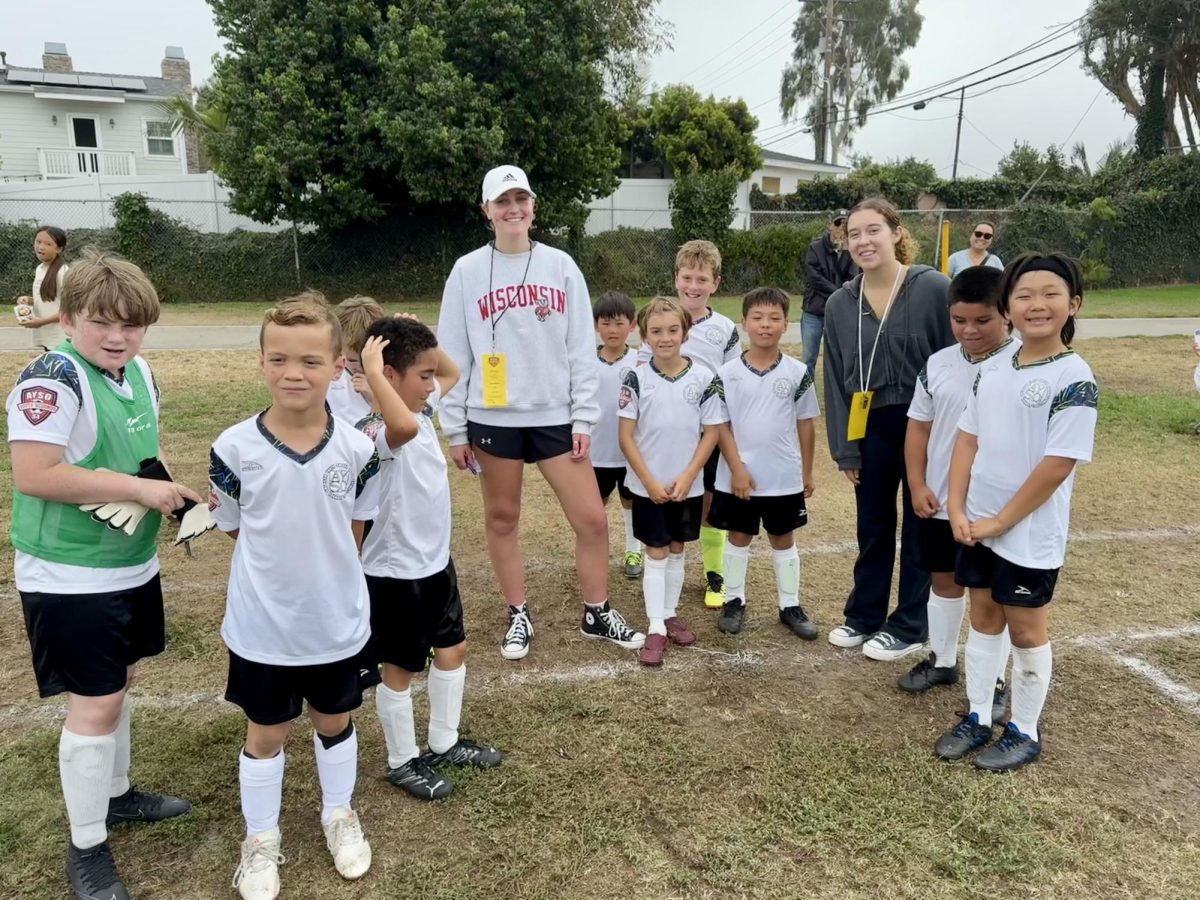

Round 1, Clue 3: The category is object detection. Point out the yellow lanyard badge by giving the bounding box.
[849,265,906,442]
[482,353,508,408]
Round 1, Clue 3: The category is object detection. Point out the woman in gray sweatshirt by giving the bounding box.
[822,198,954,662]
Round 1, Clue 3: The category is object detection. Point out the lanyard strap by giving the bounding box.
[487,240,535,352]
[857,264,906,394]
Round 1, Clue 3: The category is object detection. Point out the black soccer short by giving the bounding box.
[955,543,1060,608]
[707,490,808,537]
[21,574,165,698]
[225,649,370,726]
[631,495,704,548]
[467,421,573,463]
[366,560,467,674]
[594,465,634,502]
[702,446,720,493]
[916,517,959,574]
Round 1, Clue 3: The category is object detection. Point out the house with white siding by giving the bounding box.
[0,42,198,182]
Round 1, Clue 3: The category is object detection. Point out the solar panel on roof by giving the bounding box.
[42,72,80,86]
[76,74,115,88]
[5,68,45,84]
[110,77,146,91]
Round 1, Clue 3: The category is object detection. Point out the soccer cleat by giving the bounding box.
[106,786,191,826]
[421,738,505,769]
[898,655,960,693]
[827,624,869,648]
[66,841,130,900]
[623,550,644,579]
[323,807,371,880]
[580,602,645,649]
[717,598,746,635]
[703,571,726,609]
[232,829,284,900]
[934,713,995,761]
[973,722,1041,772]
[664,616,696,646]
[992,679,1011,723]
[501,604,534,660]
[639,633,668,667]
[862,632,925,662]
[387,757,453,800]
[779,606,819,640]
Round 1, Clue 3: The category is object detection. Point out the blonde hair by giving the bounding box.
[637,295,692,339]
[259,290,342,357]
[675,239,722,278]
[847,198,919,265]
[334,295,384,355]
[59,248,160,327]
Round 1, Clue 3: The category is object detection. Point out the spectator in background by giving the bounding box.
[948,222,1003,277]
[802,210,859,373]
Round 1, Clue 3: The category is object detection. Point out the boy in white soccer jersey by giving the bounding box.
[620,297,725,667]
[901,266,1018,706]
[210,293,380,899]
[8,252,200,900]
[591,291,643,578]
[328,295,384,426]
[638,240,740,608]
[937,253,1097,773]
[708,288,820,639]
[355,316,504,802]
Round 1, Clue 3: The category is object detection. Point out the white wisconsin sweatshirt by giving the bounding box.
[437,242,600,445]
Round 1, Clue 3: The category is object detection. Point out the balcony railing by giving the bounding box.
[37,148,137,179]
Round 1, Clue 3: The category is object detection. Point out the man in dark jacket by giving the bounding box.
[802,210,858,372]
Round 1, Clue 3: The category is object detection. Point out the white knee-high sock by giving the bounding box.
[965,628,1007,727]
[375,683,418,769]
[772,546,801,610]
[110,697,132,798]
[643,556,668,635]
[1010,644,1052,742]
[60,728,116,849]
[723,543,750,605]
[313,726,358,825]
[239,749,284,837]
[665,552,685,618]
[622,507,639,554]
[927,591,966,667]
[427,664,465,754]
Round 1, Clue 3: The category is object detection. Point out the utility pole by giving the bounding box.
[951,86,965,181]
[819,0,835,164]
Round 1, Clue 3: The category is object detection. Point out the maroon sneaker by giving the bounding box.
[639,633,668,667]
[664,616,696,646]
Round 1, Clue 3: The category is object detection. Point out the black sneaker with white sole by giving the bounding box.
[718,598,745,634]
[898,655,960,693]
[387,756,454,800]
[779,605,819,640]
[67,841,130,900]
[580,602,645,649]
[501,604,534,661]
[106,786,191,826]
[420,738,505,769]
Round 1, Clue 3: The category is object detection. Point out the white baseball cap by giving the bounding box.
[481,164,536,203]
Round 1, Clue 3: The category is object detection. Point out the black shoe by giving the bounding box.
[717,598,745,634]
[580,602,646,649]
[933,713,995,760]
[387,756,454,800]
[973,722,1041,773]
[992,679,1011,723]
[67,841,130,900]
[106,786,191,826]
[779,605,818,640]
[421,738,505,769]
[898,655,960,693]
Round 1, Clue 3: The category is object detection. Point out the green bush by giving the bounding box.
[722,223,826,292]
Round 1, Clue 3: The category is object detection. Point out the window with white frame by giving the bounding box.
[144,120,176,157]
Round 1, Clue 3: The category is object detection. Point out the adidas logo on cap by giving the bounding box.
[502,173,517,182]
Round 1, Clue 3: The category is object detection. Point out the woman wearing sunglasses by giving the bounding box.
[947,223,1003,276]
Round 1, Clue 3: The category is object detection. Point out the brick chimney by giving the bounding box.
[42,41,72,73]
[160,46,191,87]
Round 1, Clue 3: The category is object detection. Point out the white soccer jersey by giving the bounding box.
[959,350,1097,569]
[715,353,819,497]
[908,338,1019,520]
[210,412,382,666]
[637,309,740,374]
[6,351,160,593]
[618,358,727,499]
[358,383,452,580]
[591,346,639,468]
[327,368,371,427]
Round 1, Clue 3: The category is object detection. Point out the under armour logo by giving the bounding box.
[478,437,493,445]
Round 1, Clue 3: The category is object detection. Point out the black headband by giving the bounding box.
[1012,256,1077,291]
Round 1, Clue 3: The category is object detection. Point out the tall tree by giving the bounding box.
[779,0,923,164]
[645,85,763,179]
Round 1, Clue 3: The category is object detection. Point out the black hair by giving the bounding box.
[947,266,1004,311]
[593,291,636,322]
[999,252,1083,345]
[36,225,68,305]
[742,286,790,318]
[364,316,438,373]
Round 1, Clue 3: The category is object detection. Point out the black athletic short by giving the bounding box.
[955,542,1059,608]
[225,648,370,726]
[916,517,959,574]
[594,465,634,502]
[366,560,466,674]
[21,574,165,698]
[702,446,720,493]
[631,495,704,548]
[467,421,572,463]
[707,490,808,537]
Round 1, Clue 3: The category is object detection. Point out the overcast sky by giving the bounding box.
[5,0,1132,176]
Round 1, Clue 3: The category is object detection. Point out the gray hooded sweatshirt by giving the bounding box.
[822,264,954,470]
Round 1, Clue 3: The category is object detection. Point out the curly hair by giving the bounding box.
[364,316,438,374]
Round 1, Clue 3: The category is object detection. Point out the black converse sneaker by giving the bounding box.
[106,786,191,826]
[898,655,960,693]
[580,602,645,649]
[387,757,454,800]
[67,841,130,900]
[501,604,534,661]
[421,738,505,769]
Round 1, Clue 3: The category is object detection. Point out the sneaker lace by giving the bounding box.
[993,724,1028,752]
[908,656,935,676]
[624,551,641,564]
[952,714,980,738]
[505,611,531,645]
[232,838,285,887]
[76,843,119,891]
[599,605,633,638]
[327,812,364,851]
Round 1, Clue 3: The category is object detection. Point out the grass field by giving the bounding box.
[1,338,1199,898]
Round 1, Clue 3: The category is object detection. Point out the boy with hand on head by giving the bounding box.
[329,295,385,427]
[620,297,726,667]
[591,291,643,578]
[210,292,380,900]
[8,250,199,900]
[355,316,504,802]
[709,288,820,639]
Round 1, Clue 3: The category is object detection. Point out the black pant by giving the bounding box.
[842,404,930,643]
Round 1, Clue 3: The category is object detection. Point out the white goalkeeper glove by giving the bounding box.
[174,500,217,545]
[79,499,151,536]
